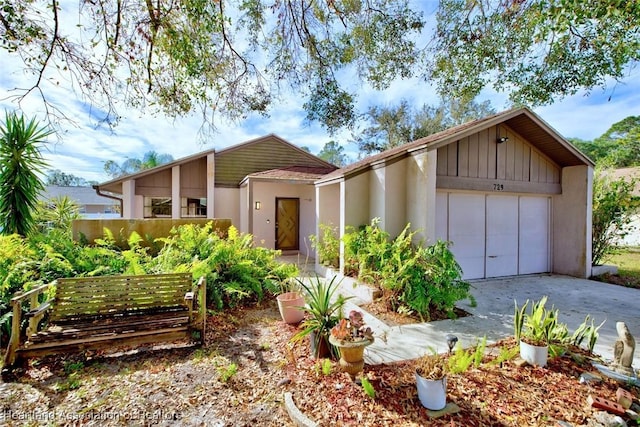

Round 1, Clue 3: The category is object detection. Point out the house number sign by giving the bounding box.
[493,183,505,191]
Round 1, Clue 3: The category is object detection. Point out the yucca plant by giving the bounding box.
[291,275,350,358]
[0,111,52,236]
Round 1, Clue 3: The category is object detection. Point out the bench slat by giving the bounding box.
[21,327,190,352]
[3,273,205,371]
[50,273,193,322]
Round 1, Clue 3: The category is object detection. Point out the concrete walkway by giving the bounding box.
[278,255,640,370]
[359,274,640,368]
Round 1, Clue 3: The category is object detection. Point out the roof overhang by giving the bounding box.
[315,107,594,185]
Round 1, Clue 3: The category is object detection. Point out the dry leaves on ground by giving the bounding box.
[1,300,638,426]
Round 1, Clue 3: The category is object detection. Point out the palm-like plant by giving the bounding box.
[0,112,52,236]
[291,275,350,357]
[36,195,81,233]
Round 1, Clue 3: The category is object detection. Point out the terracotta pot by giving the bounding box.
[276,292,305,324]
[519,340,548,367]
[329,335,373,379]
[309,331,331,359]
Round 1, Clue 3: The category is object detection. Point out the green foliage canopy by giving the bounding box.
[591,169,640,265]
[571,116,640,168]
[103,151,174,178]
[46,169,96,187]
[431,0,640,106]
[317,141,350,167]
[354,97,495,155]
[1,0,424,132]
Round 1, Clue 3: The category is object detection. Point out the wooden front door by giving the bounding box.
[276,198,299,250]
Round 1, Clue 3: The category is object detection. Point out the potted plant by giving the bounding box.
[292,276,349,358]
[415,349,448,410]
[328,310,374,378]
[276,277,305,324]
[514,296,566,367]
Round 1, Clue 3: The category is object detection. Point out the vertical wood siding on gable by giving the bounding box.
[436,124,561,194]
[135,169,172,197]
[181,158,207,198]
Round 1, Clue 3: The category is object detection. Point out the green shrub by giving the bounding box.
[592,169,640,265]
[152,223,297,309]
[340,220,473,320]
[309,223,340,267]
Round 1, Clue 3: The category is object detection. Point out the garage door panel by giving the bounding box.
[486,195,518,277]
[519,196,550,274]
[448,194,485,279]
[438,192,550,280]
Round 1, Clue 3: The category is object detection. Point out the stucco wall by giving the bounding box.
[370,167,385,228]
[344,172,370,229]
[552,165,593,277]
[239,184,248,233]
[251,181,316,256]
[214,187,240,227]
[317,184,340,231]
[406,151,438,245]
[384,159,407,238]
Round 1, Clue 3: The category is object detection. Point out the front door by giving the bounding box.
[276,198,299,250]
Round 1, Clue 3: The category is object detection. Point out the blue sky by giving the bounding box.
[1,3,639,183]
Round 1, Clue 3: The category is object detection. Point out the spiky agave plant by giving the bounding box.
[0,112,52,236]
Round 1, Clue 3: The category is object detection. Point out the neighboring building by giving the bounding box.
[40,186,120,218]
[94,135,337,253]
[316,107,594,279]
[94,108,595,279]
[610,166,640,247]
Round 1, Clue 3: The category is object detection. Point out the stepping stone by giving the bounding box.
[427,402,460,418]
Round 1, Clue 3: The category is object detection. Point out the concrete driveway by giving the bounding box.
[363,274,640,368]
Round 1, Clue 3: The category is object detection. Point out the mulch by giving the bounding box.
[1,299,638,426]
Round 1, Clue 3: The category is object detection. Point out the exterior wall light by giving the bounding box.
[255,201,261,210]
[497,136,509,144]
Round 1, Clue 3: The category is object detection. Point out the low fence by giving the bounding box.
[72,218,232,248]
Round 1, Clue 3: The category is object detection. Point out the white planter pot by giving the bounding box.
[415,372,447,410]
[520,340,548,367]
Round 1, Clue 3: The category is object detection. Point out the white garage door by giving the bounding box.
[436,192,551,279]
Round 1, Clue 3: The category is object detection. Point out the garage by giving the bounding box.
[436,192,551,280]
[317,107,594,280]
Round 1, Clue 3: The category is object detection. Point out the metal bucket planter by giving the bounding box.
[415,372,447,410]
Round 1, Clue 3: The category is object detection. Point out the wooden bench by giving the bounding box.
[3,273,206,370]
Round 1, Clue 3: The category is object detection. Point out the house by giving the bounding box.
[93,135,337,253]
[93,108,595,279]
[40,186,120,218]
[610,166,640,247]
[315,107,594,279]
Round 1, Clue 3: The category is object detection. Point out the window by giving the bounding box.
[144,197,172,218]
[181,198,207,217]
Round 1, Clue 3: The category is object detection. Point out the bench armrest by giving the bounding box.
[188,277,206,340]
[4,282,55,368]
[25,300,52,319]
